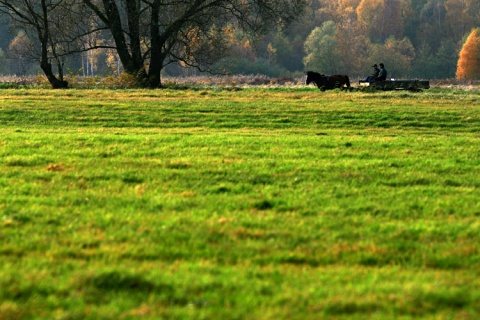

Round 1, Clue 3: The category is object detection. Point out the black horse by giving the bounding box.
[306,71,351,91]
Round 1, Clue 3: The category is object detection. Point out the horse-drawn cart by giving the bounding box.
[359,79,430,91]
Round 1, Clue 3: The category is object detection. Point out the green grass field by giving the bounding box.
[1,87,479,319]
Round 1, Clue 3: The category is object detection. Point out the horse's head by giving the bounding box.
[306,71,325,87]
[306,71,313,85]
[306,71,321,85]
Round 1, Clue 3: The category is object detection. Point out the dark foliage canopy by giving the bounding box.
[1,0,307,88]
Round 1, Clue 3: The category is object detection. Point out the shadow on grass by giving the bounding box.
[81,271,189,306]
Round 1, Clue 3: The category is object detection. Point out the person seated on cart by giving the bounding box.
[365,64,380,82]
[375,63,387,82]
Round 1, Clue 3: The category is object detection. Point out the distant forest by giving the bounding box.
[0,0,479,80]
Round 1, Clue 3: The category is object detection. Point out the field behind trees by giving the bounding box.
[1,87,479,319]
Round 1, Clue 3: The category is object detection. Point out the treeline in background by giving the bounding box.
[0,0,479,80]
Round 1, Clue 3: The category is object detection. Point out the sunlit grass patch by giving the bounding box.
[0,88,479,319]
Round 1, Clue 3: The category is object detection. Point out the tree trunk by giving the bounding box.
[41,62,68,89]
[39,0,68,89]
[147,63,163,88]
[147,2,163,88]
[101,0,145,86]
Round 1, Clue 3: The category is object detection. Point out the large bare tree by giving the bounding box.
[81,0,307,87]
[0,0,86,88]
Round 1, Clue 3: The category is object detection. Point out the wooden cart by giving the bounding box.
[359,79,430,91]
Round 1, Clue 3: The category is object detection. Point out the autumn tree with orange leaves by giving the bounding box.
[456,28,480,80]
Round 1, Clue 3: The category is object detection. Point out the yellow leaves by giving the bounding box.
[356,0,383,27]
[46,163,65,172]
[1,217,16,227]
[243,39,252,52]
[318,0,362,21]
[8,32,33,59]
[126,304,157,317]
[456,28,480,80]
[267,43,277,65]
[0,301,25,320]
[223,25,235,43]
[134,184,146,196]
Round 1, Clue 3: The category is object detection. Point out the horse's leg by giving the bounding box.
[345,76,351,88]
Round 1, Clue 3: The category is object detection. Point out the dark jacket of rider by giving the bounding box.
[372,65,380,78]
[376,63,387,81]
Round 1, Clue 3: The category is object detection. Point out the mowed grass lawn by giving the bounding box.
[0,87,479,319]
